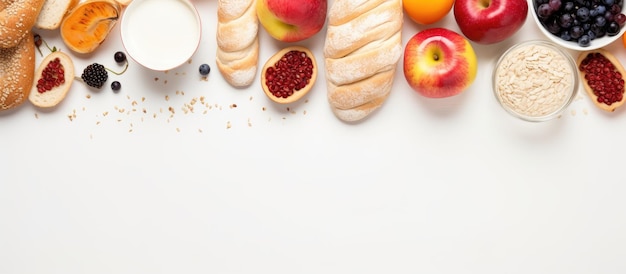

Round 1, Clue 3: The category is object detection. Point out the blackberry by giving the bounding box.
[81,63,108,88]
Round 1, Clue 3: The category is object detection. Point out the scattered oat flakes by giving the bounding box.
[226,121,231,129]
[86,94,91,99]
[165,95,169,101]
[230,103,237,108]
[34,113,39,119]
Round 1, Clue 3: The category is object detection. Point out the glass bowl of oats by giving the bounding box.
[492,40,579,122]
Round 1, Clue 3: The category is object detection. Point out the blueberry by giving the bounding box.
[571,25,585,39]
[559,13,574,28]
[560,30,572,40]
[578,34,591,47]
[199,63,210,76]
[577,7,591,22]
[604,0,615,5]
[114,51,126,63]
[111,81,121,91]
[595,15,607,27]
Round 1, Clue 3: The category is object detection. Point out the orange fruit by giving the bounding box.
[60,0,121,54]
[623,32,626,48]
[403,0,454,25]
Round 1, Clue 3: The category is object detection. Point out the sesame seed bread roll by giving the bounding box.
[324,0,403,122]
[216,0,259,88]
[1,33,35,111]
[0,0,46,48]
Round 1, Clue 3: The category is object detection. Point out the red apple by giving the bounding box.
[257,0,327,42]
[453,0,528,44]
[403,28,477,98]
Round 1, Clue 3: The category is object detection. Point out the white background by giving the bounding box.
[2,0,626,273]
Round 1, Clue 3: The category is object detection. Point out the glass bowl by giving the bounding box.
[527,0,626,51]
[492,40,579,122]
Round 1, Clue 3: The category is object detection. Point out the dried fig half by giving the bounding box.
[261,46,317,104]
[577,49,626,112]
[29,51,75,108]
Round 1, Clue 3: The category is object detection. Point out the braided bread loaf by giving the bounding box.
[324,0,403,122]
[216,0,259,88]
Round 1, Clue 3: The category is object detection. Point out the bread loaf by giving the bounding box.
[1,33,35,111]
[0,0,46,48]
[324,0,403,122]
[216,0,259,88]
[34,0,79,30]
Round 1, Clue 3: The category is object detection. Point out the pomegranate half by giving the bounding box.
[577,49,626,112]
[261,46,317,104]
[29,51,75,108]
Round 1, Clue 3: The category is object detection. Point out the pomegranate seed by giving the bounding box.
[580,52,625,105]
[264,50,314,99]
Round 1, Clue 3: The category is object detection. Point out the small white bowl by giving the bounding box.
[120,0,201,71]
[528,0,626,51]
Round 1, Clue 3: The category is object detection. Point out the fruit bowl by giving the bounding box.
[120,0,202,71]
[528,0,626,51]
[492,40,578,122]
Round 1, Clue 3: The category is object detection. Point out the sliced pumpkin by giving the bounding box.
[60,0,121,54]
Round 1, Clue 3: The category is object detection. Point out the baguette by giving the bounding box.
[1,33,35,111]
[0,0,46,48]
[216,0,259,88]
[324,0,403,122]
[34,0,79,30]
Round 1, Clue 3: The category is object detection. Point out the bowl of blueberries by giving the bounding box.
[529,0,626,50]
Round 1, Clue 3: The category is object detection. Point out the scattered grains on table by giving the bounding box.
[494,43,574,118]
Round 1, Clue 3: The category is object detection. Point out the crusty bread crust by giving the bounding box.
[0,0,46,48]
[29,51,75,108]
[0,33,35,111]
[216,0,259,88]
[324,0,403,122]
[34,0,79,30]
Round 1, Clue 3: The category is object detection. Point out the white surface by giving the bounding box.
[2,1,626,273]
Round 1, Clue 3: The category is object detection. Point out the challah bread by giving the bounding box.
[216,0,259,88]
[34,0,79,30]
[1,33,35,111]
[0,0,46,48]
[324,0,403,122]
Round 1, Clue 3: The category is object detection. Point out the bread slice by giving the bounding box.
[34,0,79,30]
[29,51,75,108]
